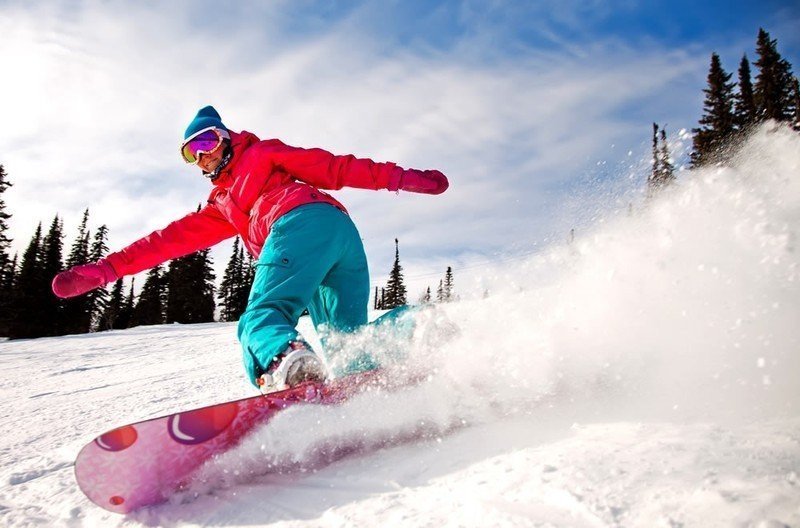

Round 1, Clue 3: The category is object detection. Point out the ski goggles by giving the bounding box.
[180,127,230,164]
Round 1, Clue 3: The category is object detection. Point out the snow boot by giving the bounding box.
[256,342,327,394]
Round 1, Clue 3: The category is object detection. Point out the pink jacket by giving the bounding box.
[105,131,399,277]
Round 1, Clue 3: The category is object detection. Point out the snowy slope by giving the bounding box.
[1,124,799,527]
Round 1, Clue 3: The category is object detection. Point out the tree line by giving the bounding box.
[692,28,798,166]
[648,28,797,196]
[0,175,257,339]
[374,238,455,310]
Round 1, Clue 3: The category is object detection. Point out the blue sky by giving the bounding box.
[1,0,798,299]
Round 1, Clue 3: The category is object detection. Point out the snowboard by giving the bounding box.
[74,305,438,513]
[74,369,383,514]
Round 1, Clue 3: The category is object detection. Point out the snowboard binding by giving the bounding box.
[257,342,327,394]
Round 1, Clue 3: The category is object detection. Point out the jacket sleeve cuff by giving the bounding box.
[102,255,125,280]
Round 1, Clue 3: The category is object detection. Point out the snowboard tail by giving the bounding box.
[74,369,381,513]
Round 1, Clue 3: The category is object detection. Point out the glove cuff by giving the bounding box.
[96,259,119,284]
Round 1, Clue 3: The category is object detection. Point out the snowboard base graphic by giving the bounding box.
[74,369,382,513]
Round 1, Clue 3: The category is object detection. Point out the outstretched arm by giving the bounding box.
[265,141,449,195]
[53,204,236,298]
[105,204,236,277]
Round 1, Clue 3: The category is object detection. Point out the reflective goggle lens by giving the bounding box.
[181,130,223,163]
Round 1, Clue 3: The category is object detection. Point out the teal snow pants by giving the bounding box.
[237,203,370,387]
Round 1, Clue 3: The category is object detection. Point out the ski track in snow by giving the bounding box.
[1,124,800,527]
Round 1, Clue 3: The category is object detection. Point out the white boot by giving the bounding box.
[257,342,327,394]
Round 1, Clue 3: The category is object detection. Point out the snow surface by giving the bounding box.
[1,124,800,527]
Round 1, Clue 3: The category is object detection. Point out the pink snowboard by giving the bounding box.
[74,370,380,513]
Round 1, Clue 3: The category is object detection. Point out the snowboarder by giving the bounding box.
[52,105,448,393]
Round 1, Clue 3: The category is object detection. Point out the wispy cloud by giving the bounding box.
[0,0,783,295]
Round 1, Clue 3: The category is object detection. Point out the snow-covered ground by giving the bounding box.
[1,125,799,527]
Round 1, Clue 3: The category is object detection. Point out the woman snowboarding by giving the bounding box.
[52,106,449,393]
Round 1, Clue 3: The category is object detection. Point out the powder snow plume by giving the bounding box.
[437,123,800,424]
[183,123,800,498]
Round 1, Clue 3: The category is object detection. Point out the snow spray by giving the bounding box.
[184,124,800,497]
[434,123,800,424]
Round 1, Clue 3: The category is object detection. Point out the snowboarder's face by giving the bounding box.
[181,127,230,174]
[196,144,225,173]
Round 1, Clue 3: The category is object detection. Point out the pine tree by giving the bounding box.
[4,254,17,293]
[89,225,109,261]
[218,237,243,321]
[3,253,19,334]
[647,123,660,197]
[131,266,165,327]
[791,76,800,131]
[0,165,13,335]
[734,55,757,132]
[0,252,13,335]
[165,256,188,323]
[658,128,675,187]
[9,224,44,339]
[98,279,124,331]
[168,205,216,323]
[235,249,255,317]
[164,257,184,324]
[235,247,249,318]
[40,215,65,336]
[87,225,110,330]
[436,279,444,303]
[442,266,455,302]
[114,278,135,329]
[62,210,92,334]
[754,28,795,123]
[0,165,11,269]
[166,249,216,324]
[691,53,736,167]
[383,238,407,309]
[419,286,432,304]
[65,209,90,268]
[219,238,253,321]
[196,248,216,322]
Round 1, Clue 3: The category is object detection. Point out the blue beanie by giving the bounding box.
[184,105,227,139]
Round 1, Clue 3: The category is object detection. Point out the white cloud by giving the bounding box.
[0,0,709,294]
